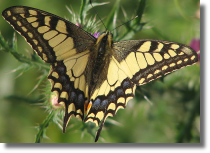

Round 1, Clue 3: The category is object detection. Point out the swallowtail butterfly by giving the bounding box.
[2,6,198,142]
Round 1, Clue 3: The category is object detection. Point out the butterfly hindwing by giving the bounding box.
[85,56,136,125]
[2,6,97,131]
[84,55,137,142]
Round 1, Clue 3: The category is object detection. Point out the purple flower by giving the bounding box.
[190,38,200,61]
[92,32,100,38]
[75,22,100,38]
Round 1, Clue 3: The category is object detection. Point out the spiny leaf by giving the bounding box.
[80,0,108,26]
[35,111,55,143]
[79,0,86,25]
[27,73,48,96]
[5,95,42,104]
[12,32,17,51]
[0,32,10,52]
[105,0,120,31]
[134,0,147,25]
[114,0,147,41]
[85,2,108,13]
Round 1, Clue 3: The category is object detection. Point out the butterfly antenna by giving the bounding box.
[111,14,140,32]
[89,0,107,31]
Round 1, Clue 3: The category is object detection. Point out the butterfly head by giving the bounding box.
[96,31,113,49]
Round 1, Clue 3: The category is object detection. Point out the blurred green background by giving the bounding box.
[0,0,200,143]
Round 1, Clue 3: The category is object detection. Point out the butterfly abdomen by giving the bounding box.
[90,32,113,90]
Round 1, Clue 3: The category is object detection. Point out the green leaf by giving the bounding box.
[114,0,147,41]
[28,72,48,95]
[152,27,170,40]
[12,32,17,51]
[105,0,120,31]
[35,111,55,143]
[134,0,147,25]
[5,95,42,104]
[79,0,86,25]
[0,32,10,52]
[174,0,189,20]
[85,2,108,13]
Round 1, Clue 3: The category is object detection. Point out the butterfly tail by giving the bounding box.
[95,116,106,142]
[62,108,73,133]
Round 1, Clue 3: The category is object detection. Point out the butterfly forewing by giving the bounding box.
[2,6,98,132]
[113,40,198,85]
[2,6,96,63]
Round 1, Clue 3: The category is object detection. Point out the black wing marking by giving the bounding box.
[85,39,198,141]
[113,40,198,85]
[2,6,97,133]
[2,6,96,63]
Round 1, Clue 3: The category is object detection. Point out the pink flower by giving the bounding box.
[92,32,100,38]
[51,94,64,109]
[190,38,200,61]
[75,22,82,28]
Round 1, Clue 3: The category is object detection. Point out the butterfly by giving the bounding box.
[2,6,198,142]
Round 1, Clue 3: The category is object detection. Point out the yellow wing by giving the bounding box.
[2,6,97,132]
[85,39,198,141]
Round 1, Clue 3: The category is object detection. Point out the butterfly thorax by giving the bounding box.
[95,32,113,57]
[89,32,113,96]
